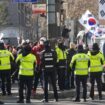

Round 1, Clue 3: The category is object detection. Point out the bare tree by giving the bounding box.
[67,0,98,19]
[0,2,8,25]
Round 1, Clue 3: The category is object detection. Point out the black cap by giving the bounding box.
[44,40,50,47]
[57,38,63,44]
[92,43,99,51]
[0,40,5,49]
[22,41,29,46]
[24,44,31,52]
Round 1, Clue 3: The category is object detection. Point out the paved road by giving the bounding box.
[2,98,105,105]
[1,83,105,105]
[1,91,105,105]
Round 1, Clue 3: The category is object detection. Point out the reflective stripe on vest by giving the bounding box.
[75,68,88,75]
[59,66,65,68]
[20,59,34,63]
[0,54,10,57]
[90,65,102,68]
[75,70,88,75]
[45,58,53,61]
[45,65,54,68]
[89,65,103,72]
[75,68,88,70]
[76,58,89,62]
[44,53,52,57]
[20,68,33,71]
[0,63,10,66]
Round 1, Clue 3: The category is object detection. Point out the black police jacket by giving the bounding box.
[41,48,57,70]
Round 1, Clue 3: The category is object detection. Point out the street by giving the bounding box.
[1,83,105,105]
[2,97,105,105]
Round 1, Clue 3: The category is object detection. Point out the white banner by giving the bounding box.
[99,0,105,20]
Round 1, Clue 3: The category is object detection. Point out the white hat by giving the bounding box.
[39,37,47,45]
[40,37,46,42]
[26,39,30,43]
[0,39,4,44]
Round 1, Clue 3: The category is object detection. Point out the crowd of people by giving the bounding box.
[0,36,105,104]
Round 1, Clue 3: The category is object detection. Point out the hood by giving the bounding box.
[22,45,31,57]
[0,43,5,50]
[58,44,66,51]
[90,50,99,55]
[22,49,30,57]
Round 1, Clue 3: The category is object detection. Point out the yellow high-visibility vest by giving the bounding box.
[88,51,104,72]
[16,53,36,76]
[0,50,14,70]
[55,46,67,62]
[70,53,89,75]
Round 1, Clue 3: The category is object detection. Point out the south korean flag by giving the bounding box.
[79,10,99,34]
[99,0,105,19]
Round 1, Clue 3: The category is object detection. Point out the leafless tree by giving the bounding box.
[67,0,98,19]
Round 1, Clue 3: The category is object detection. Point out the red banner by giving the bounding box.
[32,4,46,14]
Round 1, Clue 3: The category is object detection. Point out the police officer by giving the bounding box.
[55,38,67,90]
[41,40,58,102]
[0,40,14,96]
[70,45,90,102]
[16,42,36,103]
[88,43,104,100]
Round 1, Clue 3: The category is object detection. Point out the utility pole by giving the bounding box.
[47,0,57,40]
[24,3,33,40]
[56,0,64,36]
[18,3,25,43]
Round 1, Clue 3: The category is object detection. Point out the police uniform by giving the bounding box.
[88,43,104,100]
[55,44,67,90]
[41,40,58,102]
[0,41,14,95]
[16,43,36,103]
[70,45,90,102]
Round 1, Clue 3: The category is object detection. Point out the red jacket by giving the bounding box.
[32,44,44,65]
